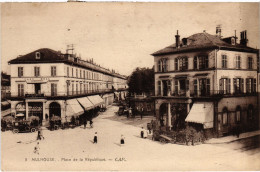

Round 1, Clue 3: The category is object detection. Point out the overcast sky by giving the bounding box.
[1,3,259,76]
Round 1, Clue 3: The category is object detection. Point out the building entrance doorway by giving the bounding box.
[49,102,61,119]
[28,102,43,124]
[159,103,168,128]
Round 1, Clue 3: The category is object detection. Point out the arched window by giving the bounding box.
[235,106,241,123]
[158,58,168,72]
[222,107,228,126]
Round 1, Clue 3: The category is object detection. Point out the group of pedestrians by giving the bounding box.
[93,132,125,146]
[140,127,149,139]
[34,127,44,155]
[83,120,93,129]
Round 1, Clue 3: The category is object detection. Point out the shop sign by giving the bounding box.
[16,103,26,111]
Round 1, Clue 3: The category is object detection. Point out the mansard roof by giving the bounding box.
[8,48,127,80]
[152,32,258,56]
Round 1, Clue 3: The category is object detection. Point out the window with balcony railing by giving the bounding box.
[18,84,24,97]
[34,67,40,77]
[219,78,230,94]
[158,58,168,72]
[51,66,56,77]
[233,78,244,94]
[246,78,256,93]
[235,55,241,69]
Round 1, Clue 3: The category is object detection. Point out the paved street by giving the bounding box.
[2,106,260,171]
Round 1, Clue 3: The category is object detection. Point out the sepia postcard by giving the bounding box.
[1,2,260,171]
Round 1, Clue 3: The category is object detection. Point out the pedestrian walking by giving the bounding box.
[37,130,41,140]
[90,120,93,128]
[120,135,125,146]
[93,132,98,144]
[140,127,144,138]
[33,142,40,155]
[39,127,44,140]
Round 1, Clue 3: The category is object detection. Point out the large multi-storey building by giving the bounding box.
[152,30,259,137]
[9,48,128,124]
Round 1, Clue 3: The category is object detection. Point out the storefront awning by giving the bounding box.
[185,102,214,129]
[87,95,104,107]
[1,101,10,106]
[77,97,94,111]
[66,99,84,117]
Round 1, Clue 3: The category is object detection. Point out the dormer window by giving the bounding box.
[35,52,41,59]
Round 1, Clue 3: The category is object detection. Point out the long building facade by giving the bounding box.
[9,48,128,124]
[152,30,259,137]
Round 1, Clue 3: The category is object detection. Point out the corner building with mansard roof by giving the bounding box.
[152,30,259,137]
[9,48,128,125]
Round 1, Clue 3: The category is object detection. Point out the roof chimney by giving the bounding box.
[240,30,248,46]
[175,30,180,48]
[216,25,222,38]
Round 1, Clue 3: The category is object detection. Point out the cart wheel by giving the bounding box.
[13,129,19,134]
[31,128,36,132]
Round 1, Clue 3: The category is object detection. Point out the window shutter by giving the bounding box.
[206,79,210,95]
[186,80,189,90]
[241,78,244,93]
[193,79,197,95]
[219,79,222,93]
[193,56,197,69]
[175,80,178,94]
[246,78,249,93]
[205,56,209,68]
[253,78,256,92]
[185,58,188,70]
[228,78,231,94]
[233,78,236,93]
[175,58,178,71]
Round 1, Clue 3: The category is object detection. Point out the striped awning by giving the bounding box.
[87,95,104,107]
[77,97,94,111]
[66,99,84,117]
[185,102,214,129]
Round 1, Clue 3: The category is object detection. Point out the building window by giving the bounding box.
[51,83,57,96]
[246,78,256,93]
[18,84,24,97]
[80,70,82,78]
[84,71,85,79]
[222,55,227,68]
[193,79,198,96]
[18,67,23,77]
[157,81,161,96]
[72,68,74,77]
[76,69,78,78]
[35,52,40,59]
[67,82,70,95]
[80,83,82,94]
[179,57,188,71]
[76,83,78,94]
[67,67,69,77]
[248,57,253,69]
[34,67,40,77]
[235,55,241,69]
[198,78,210,96]
[158,59,168,72]
[222,107,228,126]
[233,78,244,94]
[219,78,230,94]
[235,106,241,123]
[51,66,56,77]
[198,56,208,69]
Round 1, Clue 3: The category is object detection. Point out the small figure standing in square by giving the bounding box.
[120,135,125,146]
[34,142,40,155]
[93,132,98,144]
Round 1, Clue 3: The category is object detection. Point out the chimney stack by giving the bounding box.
[240,30,248,46]
[216,25,222,38]
[175,30,180,48]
